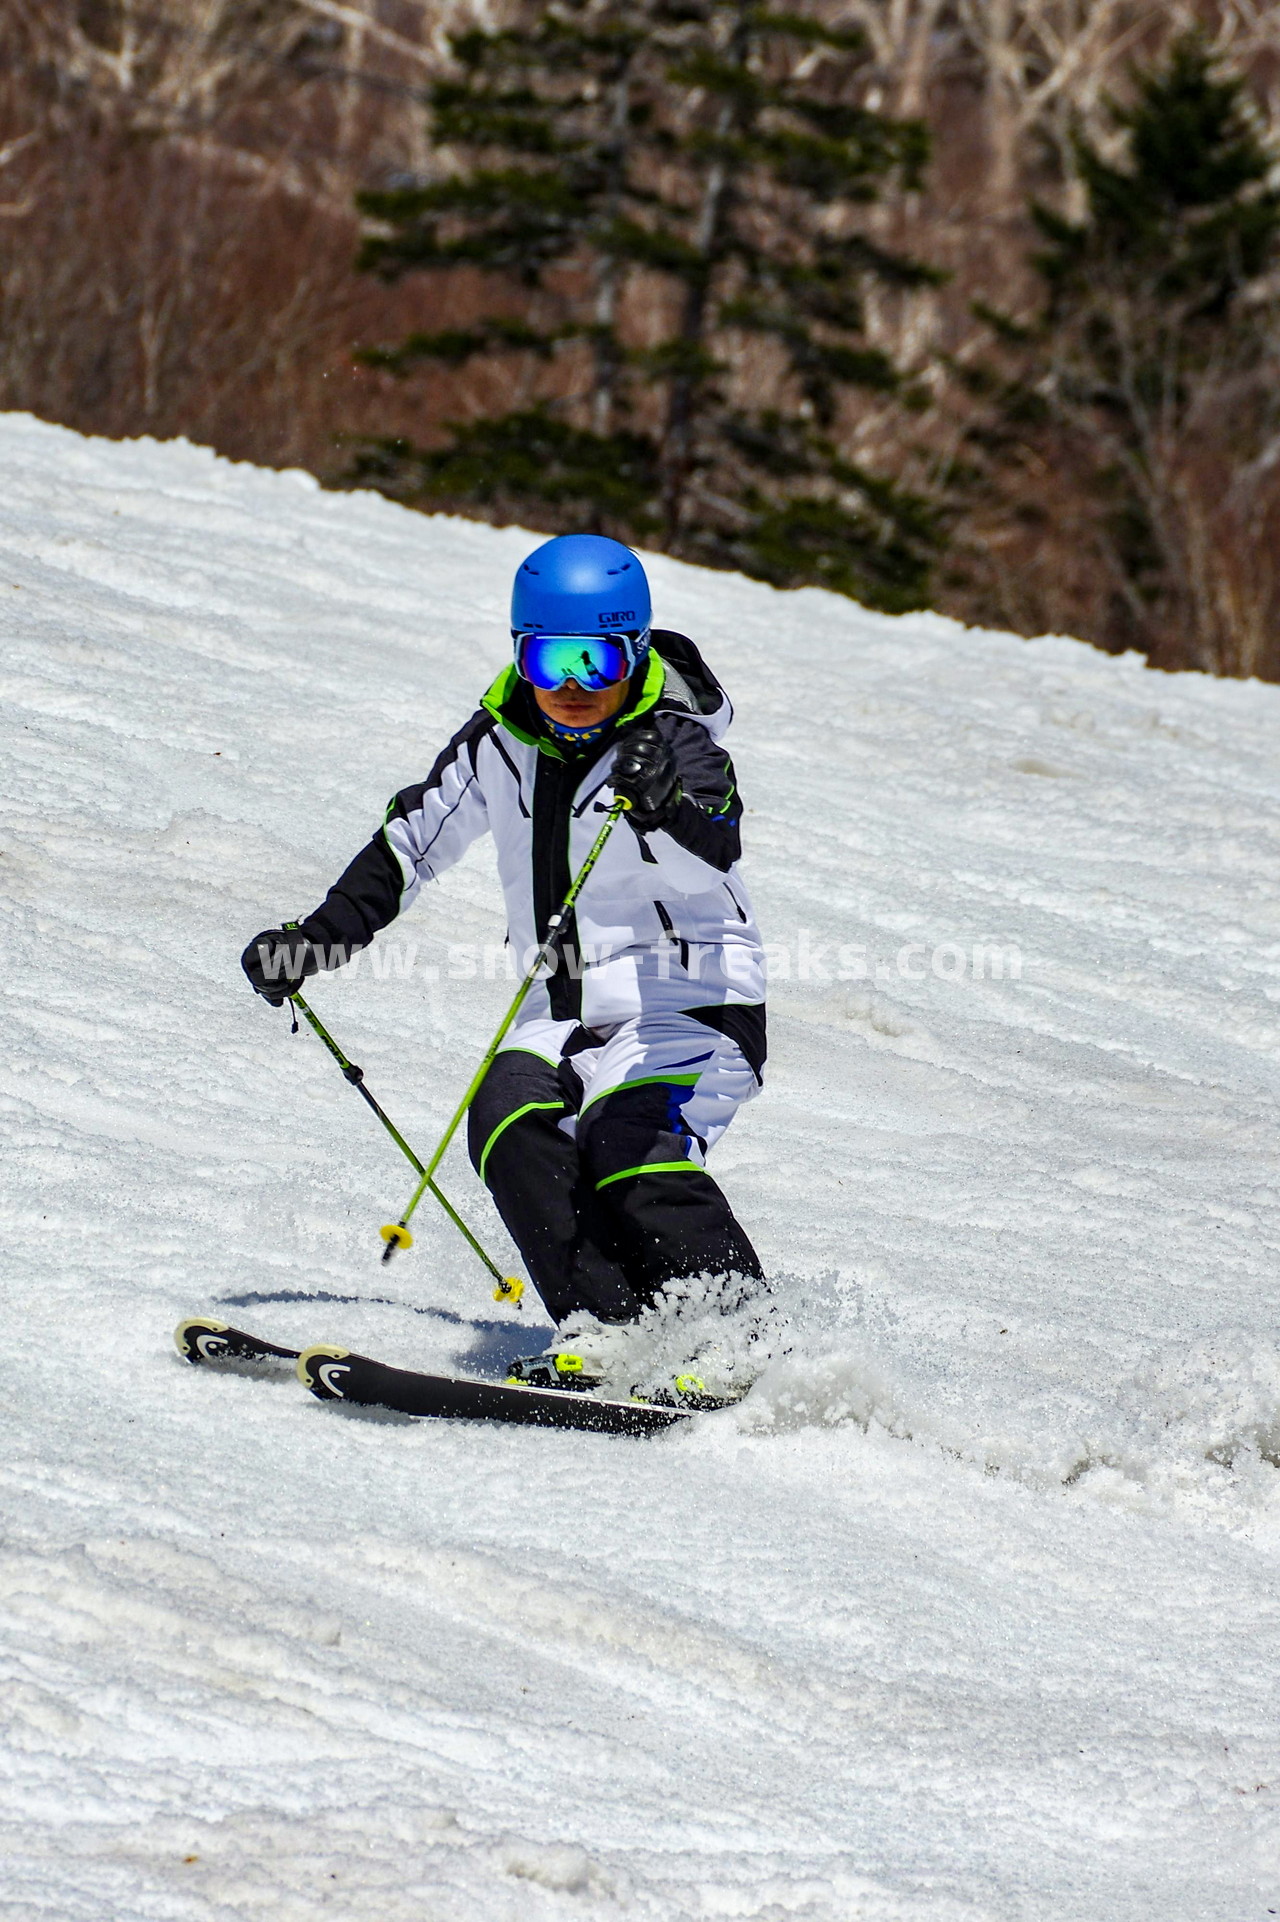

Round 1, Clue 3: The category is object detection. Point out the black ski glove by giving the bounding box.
[612,725,681,831]
[241,926,318,1006]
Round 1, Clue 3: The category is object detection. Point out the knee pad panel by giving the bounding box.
[577,1081,700,1187]
[467,1048,564,1176]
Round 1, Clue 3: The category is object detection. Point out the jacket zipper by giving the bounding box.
[653,899,689,972]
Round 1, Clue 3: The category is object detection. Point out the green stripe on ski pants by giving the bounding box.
[478,1100,565,1185]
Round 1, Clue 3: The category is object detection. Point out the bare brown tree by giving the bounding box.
[0,0,466,465]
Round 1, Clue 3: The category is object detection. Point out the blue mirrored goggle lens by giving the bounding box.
[516,632,634,691]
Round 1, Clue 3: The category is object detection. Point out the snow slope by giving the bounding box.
[3,412,1280,1920]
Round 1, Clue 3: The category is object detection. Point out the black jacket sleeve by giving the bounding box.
[300,832,405,956]
[644,713,742,875]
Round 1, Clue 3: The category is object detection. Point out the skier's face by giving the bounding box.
[533,675,630,729]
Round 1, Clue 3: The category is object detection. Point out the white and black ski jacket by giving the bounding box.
[299,632,767,1076]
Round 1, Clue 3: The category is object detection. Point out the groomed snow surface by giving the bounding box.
[3,415,1280,1920]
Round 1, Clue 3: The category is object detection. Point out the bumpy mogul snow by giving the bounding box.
[4,414,1280,1920]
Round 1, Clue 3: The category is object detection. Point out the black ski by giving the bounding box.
[175,1318,693,1434]
[297,1344,690,1436]
[174,1317,300,1365]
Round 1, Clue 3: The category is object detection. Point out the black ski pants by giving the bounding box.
[466,1018,763,1325]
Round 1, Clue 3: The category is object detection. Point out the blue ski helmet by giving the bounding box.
[511,534,651,642]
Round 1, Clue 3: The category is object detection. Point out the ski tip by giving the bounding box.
[174,1317,230,1364]
[297,1344,353,1399]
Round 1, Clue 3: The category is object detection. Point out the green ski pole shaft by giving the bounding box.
[288,990,522,1300]
[382,797,630,1261]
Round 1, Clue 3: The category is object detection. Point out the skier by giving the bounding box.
[241,534,768,1394]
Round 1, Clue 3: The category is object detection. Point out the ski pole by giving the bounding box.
[380,796,630,1263]
[288,989,525,1304]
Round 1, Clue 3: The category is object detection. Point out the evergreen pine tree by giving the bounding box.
[962,33,1280,669]
[348,1,943,613]
[352,6,657,530]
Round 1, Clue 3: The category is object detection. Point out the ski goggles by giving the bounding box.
[513,628,650,692]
